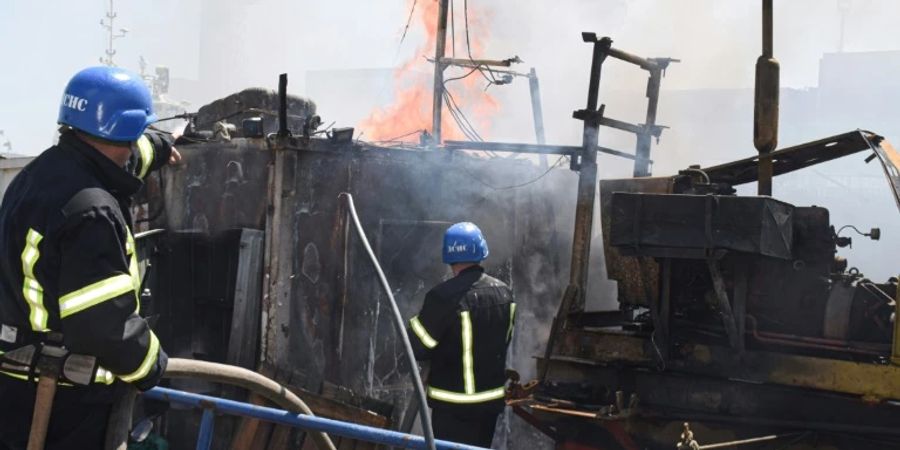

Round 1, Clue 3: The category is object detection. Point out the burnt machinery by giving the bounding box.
[507,3,900,450]
[520,131,900,450]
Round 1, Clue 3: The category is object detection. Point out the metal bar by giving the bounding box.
[277,74,288,138]
[607,46,658,71]
[567,35,609,305]
[762,0,773,57]
[649,411,900,437]
[440,57,515,67]
[431,0,450,145]
[597,116,643,135]
[144,387,487,450]
[443,140,641,161]
[755,0,779,193]
[758,154,773,195]
[700,433,784,450]
[427,58,530,78]
[542,34,611,381]
[634,67,661,177]
[528,68,547,167]
[747,315,887,356]
[196,408,215,450]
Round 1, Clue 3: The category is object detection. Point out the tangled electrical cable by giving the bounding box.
[461,155,568,191]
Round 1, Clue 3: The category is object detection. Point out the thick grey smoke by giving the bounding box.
[1,1,898,448]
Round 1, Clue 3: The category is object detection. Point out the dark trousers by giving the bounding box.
[0,375,114,450]
[432,407,499,448]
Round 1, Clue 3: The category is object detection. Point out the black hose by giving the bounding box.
[338,193,437,450]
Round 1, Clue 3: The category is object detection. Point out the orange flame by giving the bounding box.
[358,0,499,143]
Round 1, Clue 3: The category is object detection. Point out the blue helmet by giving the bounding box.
[442,222,489,264]
[58,66,156,142]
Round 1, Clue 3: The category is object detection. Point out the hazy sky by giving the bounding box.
[1,0,899,154]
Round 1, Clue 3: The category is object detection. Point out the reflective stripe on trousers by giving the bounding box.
[427,385,506,404]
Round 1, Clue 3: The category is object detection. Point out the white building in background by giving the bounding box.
[0,156,33,199]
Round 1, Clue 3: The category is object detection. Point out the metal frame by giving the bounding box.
[144,387,489,450]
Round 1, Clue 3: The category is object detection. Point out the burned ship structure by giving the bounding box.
[131,23,900,450]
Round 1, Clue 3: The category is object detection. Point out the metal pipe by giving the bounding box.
[441,57,516,68]
[634,67,661,177]
[746,316,887,356]
[699,433,786,450]
[196,408,215,450]
[431,0,450,145]
[338,193,437,450]
[648,410,900,437]
[528,68,547,167]
[754,0,779,194]
[762,0,773,57]
[607,47,658,71]
[144,387,487,450]
[278,74,288,138]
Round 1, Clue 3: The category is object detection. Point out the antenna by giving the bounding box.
[99,0,128,66]
[837,0,851,52]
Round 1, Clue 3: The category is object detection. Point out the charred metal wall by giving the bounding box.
[262,141,576,421]
[149,136,578,433]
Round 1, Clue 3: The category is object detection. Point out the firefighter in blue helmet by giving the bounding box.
[408,222,516,447]
[0,66,179,449]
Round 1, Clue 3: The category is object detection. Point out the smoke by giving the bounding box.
[1,2,899,448]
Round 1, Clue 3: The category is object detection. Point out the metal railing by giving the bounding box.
[143,387,489,450]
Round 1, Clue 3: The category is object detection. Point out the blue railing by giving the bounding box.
[143,387,490,450]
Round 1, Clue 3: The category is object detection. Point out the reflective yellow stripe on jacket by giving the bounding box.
[507,302,516,341]
[136,134,154,179]
[59,274,134,318]
[410,316,438,349]
[126,229,141,310]
[460,310,476,394]
[119,332,160,383]
[21,229,48,331]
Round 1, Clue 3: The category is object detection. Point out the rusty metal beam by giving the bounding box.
[439,56,519,68]
[703,130,876,186]
[551,329,900,400]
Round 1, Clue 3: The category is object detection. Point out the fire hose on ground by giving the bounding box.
[103,359,336,450]
[104,193,436,450]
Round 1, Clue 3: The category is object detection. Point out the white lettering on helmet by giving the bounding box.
[62,94,88,112]
[447,244,468,254]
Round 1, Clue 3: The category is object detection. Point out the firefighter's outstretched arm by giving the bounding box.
[56,205,167,391]
[408,290,453,359]
[133,130,177,180]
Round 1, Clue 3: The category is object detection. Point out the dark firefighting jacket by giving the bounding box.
[0,130,171,391]
[409,266,515,411]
